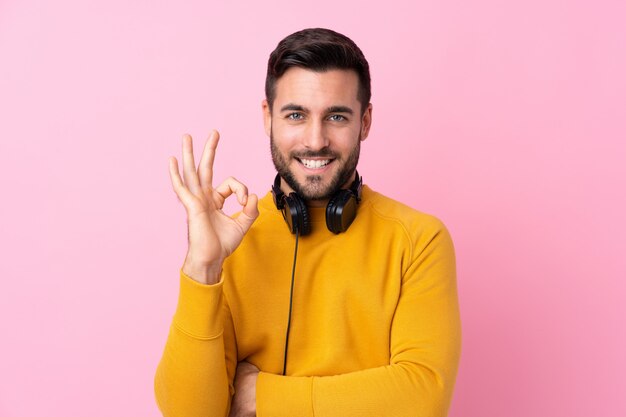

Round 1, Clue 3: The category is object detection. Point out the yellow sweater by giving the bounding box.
[155,186,461,416]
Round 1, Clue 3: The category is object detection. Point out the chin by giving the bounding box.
[296,175,341,201]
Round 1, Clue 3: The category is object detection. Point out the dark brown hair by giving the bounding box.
[265,28,371,114]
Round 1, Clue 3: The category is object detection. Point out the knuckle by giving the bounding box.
[226,176,247,192]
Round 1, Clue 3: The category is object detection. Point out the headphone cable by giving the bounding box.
[282,227,299,376]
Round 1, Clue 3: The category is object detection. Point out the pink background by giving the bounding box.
[1,1,624,416]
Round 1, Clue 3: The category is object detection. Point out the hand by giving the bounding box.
[169,131,259,284]
[229,361,259,417]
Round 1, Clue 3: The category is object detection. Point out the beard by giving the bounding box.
[270,130,361,202]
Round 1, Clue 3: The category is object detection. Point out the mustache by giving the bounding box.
[291,148,338,159]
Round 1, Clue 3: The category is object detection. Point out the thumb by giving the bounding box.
[236,193,259,233]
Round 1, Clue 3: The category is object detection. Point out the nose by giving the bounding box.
[303,120,329,151]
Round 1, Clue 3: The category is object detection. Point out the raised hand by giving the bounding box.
[169,131,259,284]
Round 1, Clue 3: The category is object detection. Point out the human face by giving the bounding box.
[263,67,372,205]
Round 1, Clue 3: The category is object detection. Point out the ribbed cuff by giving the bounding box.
[257,372,314,417]
[173,269,225,339]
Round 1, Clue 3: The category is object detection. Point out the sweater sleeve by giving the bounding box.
[154,270,237,417]
[256,224,461,417]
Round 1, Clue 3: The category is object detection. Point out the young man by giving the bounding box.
[155,28,461,417]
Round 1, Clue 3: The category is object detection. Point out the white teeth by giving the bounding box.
[301,159,330,169]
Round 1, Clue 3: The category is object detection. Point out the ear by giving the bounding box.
[262,99,272,138]
[359,103,373,141]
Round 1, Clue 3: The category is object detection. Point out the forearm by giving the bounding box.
[257,359,459,417]
[154,271,233,417]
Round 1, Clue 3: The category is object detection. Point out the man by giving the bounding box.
[155,28,461,417]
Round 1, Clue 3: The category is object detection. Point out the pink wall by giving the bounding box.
[1,1,624,416]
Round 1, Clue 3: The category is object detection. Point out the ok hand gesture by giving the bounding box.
[169,131,259,284]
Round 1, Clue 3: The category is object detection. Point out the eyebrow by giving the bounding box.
[280,103,307,113]
[279,103,354,115]
[326,106,354,115]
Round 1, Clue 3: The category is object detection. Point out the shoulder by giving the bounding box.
[361,186,455,276]
[361,185,448,238]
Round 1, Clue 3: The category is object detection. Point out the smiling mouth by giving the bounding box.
[298,158,332,169]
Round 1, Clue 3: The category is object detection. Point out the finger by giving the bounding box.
[168,157,195,205]
[168,156,185,192]
[214,177,249,206]
[181,134,201,193]
[198,130,219,191]
[235,193,259,234]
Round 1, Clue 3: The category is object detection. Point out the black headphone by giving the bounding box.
[271,172,363,235]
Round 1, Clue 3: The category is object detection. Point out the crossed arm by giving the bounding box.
[156,229,460,417]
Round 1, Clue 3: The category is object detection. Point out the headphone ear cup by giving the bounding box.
[326,190,356,234]
[284,193,311,235]
[325,193,340,233]
[296,196,311,235]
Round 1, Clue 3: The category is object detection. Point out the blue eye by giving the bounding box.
[328,114,345,122]
[287,113,304,120]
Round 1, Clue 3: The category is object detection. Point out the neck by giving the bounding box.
[306,199,328,208]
